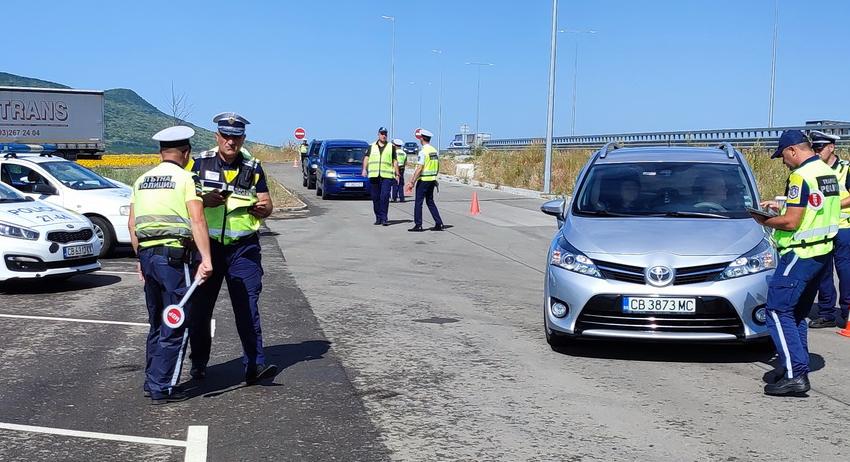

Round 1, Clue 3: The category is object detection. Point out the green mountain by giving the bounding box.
[0,72,272,153]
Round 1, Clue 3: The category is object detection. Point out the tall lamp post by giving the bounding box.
[408,81,425,127]
[432,49,444,149]
[465,61,493,146]
[543,0,558,195]
[381,15,396,136]
[768,0,779,128]
[559,29,597,136]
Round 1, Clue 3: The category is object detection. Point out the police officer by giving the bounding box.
[299,140,309,164]
[188,112,278,385]
[809,130,849,328]
[406,129,445,232]
[753,130,840,396]
[362,127,399,226]
[129,126,213,404]
[390,138,407,203]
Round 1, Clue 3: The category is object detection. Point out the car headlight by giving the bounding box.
[119,205,130,216]
[718,239,777,280]
[326,169,337,178]
[550,236,602,278]
[0,221,40,240]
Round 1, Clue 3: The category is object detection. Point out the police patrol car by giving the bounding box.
[0,180,101,283]
[0,144,131,257]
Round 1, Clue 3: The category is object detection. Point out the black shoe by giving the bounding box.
[190,366,206,380]
[391,199,397,203]
[430,224,445,231]
[408,225,424,232]
[382,221,390,226]
[150,390,189,405]
[764,367,787,384]
[809,317,837,328]
[399,200,406,203]
[143,390,151,398]
[245,364,279,385]
[373,220,381,225]
[764,374,810,396]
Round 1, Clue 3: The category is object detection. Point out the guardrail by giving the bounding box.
[472,123,850,151]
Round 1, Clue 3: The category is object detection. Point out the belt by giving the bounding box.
[140,245,191,263]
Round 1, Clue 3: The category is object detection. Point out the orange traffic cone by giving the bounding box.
[469,191,480,216]
[839,315,850,337]
[292,157,299,168]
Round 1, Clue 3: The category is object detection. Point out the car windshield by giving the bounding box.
[404,143,418,149]
[326,147,367,165]
[574,162,756,218]
[0,181,29,202]
[39,161,117,190]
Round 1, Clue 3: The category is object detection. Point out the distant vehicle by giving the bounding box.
[315,139,370,200]
[402,142,419,158]
[0,180,101,283]
[0,146,131,257]
[541,143,773,347]
[0,86,106,160]
[303,139,322,189]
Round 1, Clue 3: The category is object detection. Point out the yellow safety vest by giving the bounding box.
[397,151,407,168]
[192,148,263,245]
[300,145,308,154]
[774,158,841,258]
[131,161,201,249]
[420,145,439,182]
[367,142,395,179]
[831,158,850,229]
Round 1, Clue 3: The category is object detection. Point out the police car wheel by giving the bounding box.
[544,312,570,349]
[89,215,115,258]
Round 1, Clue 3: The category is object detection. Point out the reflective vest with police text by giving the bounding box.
[775,159,841,257]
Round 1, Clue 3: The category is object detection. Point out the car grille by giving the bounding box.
[595,259,729,285]
[575,295,745,337]
[47,229,94,244]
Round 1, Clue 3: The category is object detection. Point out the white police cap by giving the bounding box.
[419,129,433,138]
[213,112,250,136]
[391,138,404,146]
[152,126,195,148]
[809,130,840,146]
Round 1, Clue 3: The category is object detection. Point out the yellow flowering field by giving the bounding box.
[77,154,159,168]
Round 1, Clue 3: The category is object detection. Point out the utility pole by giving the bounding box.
[543,0,558,195]
[432,49,443,149]
[768,0,779,128]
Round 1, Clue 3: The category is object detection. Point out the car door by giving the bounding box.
[0,162,64,207]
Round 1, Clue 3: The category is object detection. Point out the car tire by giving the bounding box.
[302,174,307,187]
[308,175,316,190]
[316,180,322,196]
[544,313,571,350]
[89,215,114,258]
[320,181,329,200]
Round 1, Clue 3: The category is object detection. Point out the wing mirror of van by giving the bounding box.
[33,183,58,195]
[540,199,566,228]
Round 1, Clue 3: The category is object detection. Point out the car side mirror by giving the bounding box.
[34,183,57,195]
[541,199,566,228]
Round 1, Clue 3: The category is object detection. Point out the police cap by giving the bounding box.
[378,126,388,135]
[772,129,810,159]
[152,125,195,149]
[809,130,840,147]
[213,112,250,136]
[419,129,433,138]
[391,138,404,146]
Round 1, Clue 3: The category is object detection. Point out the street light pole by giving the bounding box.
[409,81,423,127]
[432,49,443,149]
[381,15,396,136]
[543,0,558,195]
[559,29,597,136]
[768,0,779,128]
[465,62,493,146]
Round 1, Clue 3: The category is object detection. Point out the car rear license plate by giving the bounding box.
[345,182,364,188]
[622,297,696,314]
[63,244,94,259]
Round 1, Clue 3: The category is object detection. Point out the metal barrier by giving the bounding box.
[472,123,850,151]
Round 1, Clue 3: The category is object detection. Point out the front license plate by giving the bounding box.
[622,297,696,314]
[63,244,94,259]
[345,182,364,188]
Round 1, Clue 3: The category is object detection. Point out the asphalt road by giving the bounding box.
[263,163,850,461]
[1,161,849,461]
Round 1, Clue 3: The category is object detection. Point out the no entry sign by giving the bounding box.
[294,127,306,140]
[414,128,422,140]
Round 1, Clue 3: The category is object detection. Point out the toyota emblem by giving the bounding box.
[646,265,674,287]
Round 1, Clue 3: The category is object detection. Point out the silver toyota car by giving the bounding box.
[541,143,775,346]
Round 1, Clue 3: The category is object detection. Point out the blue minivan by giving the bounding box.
[315,139,371,200]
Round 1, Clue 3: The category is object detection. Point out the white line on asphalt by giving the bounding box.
[0,313,148,327]
[0,422,186,447]
[184,426,209,462]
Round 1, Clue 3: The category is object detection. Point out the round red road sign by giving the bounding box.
[294,127,306,140]
[163,305,185,329]
[414,128,422,140]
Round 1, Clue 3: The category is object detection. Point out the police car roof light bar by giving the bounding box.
[0,143,58,156]
[598,142,621,159]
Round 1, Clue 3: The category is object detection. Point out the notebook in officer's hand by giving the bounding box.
[746,207,777,219]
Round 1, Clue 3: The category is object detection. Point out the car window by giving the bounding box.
[39,161,116,190]
[309,142,322,156]
[326,147,367,165]
[0,180,29,202]
[574,162,755,218]
[1,163,52,193]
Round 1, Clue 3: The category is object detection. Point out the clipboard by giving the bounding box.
[746,207,777,219]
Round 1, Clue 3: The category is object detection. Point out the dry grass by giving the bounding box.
[451,145,850,199]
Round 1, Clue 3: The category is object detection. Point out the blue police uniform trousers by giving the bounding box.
[766,251,829,379]
[391,169,406,202]
[370,177,394,223]
[815,227,850,322]
[140,247,192,398]
[189,233,266,372]
[414,181,443,227]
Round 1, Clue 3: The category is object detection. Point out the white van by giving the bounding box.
[0,152,131,257]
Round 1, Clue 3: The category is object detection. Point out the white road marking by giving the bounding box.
[184,426,209,462]
[0,313,148,327]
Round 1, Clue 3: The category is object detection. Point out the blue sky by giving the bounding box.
[5,0,849,147]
